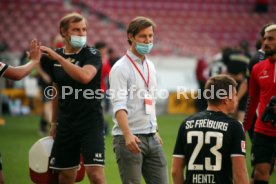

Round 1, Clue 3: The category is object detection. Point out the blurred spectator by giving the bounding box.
[195,57,208,111]
[0,41,19,67]
[108,48,120,67]
[95,41,111,93]
[20,50,38,114]
[217,46,250,122]
[95,41,111,135]
[50,34,64,49]
[255,0,269,13]
[208,48,227,77]
[0,42,8,53]
[226,52,250,122]
[239,40,252,59]
[222,47,236,66]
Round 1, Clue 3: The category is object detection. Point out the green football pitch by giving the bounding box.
[0,114,275,184]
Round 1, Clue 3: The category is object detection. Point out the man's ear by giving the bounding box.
[60,28,66,38]
[128,33,134,43]
[222,98,229,105]
[128,33,133,40]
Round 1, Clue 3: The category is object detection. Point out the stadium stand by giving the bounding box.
[1,0,276,57]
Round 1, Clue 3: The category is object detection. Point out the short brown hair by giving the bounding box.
[204,74,237,105]
[59,12,86,37]
[127,16,156,45]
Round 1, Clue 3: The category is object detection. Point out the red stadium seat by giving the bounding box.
[1,0,276,57]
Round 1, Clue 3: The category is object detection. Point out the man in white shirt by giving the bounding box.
[109,16,168,184]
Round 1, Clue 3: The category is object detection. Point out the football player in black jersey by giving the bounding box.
[172,74,248,184]
[40,13,105,184]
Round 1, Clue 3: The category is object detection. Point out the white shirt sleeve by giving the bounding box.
[109,65,129,114]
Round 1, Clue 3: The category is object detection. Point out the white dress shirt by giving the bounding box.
[109,50,158,135]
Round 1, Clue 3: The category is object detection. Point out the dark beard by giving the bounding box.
[264,49,276,57]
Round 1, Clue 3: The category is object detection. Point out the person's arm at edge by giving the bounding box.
[40,46,97,84]
[171,157,185,184]
[49,82,58,137]
[3,39,41,80]
[232,156,249,184]
[3,62,37,80]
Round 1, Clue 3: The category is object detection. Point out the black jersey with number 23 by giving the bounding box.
[173,110,246,184]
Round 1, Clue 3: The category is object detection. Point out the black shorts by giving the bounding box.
[251,132,276,166]
[49,121,105,169]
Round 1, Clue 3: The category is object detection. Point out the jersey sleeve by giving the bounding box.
[40,55,55,82]
[230,121,246,156]
[83,47,102,71]
[173,122,186,158]
[0,62,9,77]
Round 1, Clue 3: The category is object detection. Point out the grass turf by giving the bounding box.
[0,114,275,183]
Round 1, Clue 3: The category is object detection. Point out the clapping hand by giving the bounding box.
[29,39,41,64]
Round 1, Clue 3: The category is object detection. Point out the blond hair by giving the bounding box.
[59,12,86,37]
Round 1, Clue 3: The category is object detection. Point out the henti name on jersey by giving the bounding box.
[185,119,228,131]
[192,174,215,184]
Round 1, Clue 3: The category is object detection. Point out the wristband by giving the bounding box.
[50,122,58,126]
